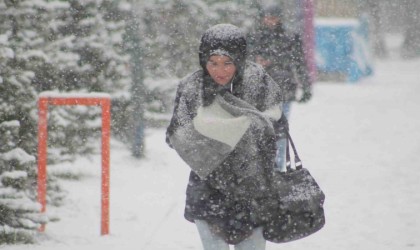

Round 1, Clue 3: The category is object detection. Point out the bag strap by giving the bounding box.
[284,123,303,171]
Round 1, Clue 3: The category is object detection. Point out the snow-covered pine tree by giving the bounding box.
[0,120,48,244]
[1,0,133,161]
[0,0,40,156]
[45,0,131,95]
[0,14,55,244]
[33,0,133,160]
[0,0,131,243]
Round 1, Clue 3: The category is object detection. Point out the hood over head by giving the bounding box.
[199,24,247,71]
[198,24,247,106]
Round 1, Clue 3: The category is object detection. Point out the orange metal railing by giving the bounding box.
[37,94,111,235]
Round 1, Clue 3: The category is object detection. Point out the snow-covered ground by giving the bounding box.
[8,37,420,250]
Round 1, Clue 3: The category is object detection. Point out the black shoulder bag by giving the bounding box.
[263,124,326,243]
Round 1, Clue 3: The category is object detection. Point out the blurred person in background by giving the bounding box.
[248,4,312,172]
[364,0,388,58]
[400,0,420,58]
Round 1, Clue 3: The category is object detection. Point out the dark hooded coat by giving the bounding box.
[166,24,285,244]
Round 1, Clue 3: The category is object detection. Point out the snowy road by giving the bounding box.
[9,56,420,250]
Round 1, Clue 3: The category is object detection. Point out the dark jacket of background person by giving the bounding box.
[248,12,312,102]
[166,24,284,244]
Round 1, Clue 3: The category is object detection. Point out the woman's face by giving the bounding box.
[206,55,237,86]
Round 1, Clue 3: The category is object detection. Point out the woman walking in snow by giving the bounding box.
[166,24,285,250]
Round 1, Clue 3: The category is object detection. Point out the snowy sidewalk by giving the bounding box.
[9,57,420,250]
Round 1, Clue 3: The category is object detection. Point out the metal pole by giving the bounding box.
[101,98,111,235]
[37,97,48,232]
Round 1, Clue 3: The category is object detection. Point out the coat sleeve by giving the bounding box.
[165,78,196,148]
[258,66,287,136]
[260,67,284,111]
[292,34,312,90]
